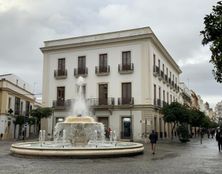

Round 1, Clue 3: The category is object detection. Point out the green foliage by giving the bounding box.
[31,107,53,122]
[14,116,25,125]
[177,125,190,143]
[189,108,205,127]
[28,117,36,125]
[161,102,190,124]
[200,1,222,83]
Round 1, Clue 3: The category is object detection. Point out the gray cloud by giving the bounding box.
[0,0,221,107]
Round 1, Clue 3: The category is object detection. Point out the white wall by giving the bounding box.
[46,41,144,107]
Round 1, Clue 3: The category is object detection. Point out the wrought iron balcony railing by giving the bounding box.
[74,67,88,78]
[54,69,67,79]
[89,97,115,106]
[95,65,110,76]
[118,63,134,74]
[52,99,71,110]
[118,97,134,105]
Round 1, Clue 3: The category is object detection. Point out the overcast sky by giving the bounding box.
[0,0,221,109]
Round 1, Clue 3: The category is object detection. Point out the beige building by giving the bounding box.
[0,74,37,139]
[41,27,182,141]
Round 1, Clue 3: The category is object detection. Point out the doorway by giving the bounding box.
[121,117,132,139]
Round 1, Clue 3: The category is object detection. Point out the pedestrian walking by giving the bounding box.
[149,130,158,154]
[216,129,222,152]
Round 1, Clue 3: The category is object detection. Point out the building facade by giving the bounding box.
[41,27,182,141]
[215,101,222,124]
[0,74,37,139]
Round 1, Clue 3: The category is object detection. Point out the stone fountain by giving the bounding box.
[10,77,144,157]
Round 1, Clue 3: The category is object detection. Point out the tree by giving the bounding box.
[161,102,190,140]
[200,1,222,82]
[31,107,53,130]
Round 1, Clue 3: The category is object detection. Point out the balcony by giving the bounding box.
[74,67,88,78]
[162,101,168,107]
[158,70,164,81]
[89,97,115,108]
[95,66,110,76]
[52,99,71,110]
[118,63,134,74]
[153,98,162,108]
[54,69,67,79]
[153,66,160,77]
[118,97,134,105]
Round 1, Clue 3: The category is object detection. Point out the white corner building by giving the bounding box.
[41,27,182,141]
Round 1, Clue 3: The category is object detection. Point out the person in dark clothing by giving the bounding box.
[149,130,158,154]
[216,129,222,152]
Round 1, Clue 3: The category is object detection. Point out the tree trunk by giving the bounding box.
[171,123,176,140]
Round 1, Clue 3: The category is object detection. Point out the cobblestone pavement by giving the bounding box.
[0,138,222,174]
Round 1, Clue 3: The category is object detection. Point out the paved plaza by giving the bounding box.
[0,138,222,174]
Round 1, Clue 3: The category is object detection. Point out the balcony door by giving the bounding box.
[57,87,65,106]
[78,56,86,74]
[58,58,65,76]
[122,51,131,70]
[99,84,108,105]
[99,54,107,72]
[122,83,131,104]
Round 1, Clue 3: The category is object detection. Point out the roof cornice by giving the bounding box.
[40,27,182,73]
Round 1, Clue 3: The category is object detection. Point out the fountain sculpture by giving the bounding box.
[10,77,144,157]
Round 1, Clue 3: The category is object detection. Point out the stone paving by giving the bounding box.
[0,138,222,174]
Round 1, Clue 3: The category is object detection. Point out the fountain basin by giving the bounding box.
[10,141,144,158]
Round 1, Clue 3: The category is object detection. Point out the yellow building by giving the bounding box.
[0,74,38,140]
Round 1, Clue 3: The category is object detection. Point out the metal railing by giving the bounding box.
[52,99,71,110]
[118,97,134,105]
[54,69,67,78]
[95,65,110,75]
[118,63,134,73]
[74,67,88,77]
[88,97,115,106]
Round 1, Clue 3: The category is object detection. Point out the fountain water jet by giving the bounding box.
[10,76,144,157]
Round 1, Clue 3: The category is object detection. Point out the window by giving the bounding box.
[99,54,108,72]
[58,58,66,76]
[158,59,160,68]
[166,68,168,76]
[57,87,65,106]
[78,56,86,74]
[162,64,165,74]
[163,90,165,102]
[122,51,131,70]
[122,82,131,104]
[58,58,65,70]
[20,101,23,115]
[8,97,11,110]
[167,92,169,103]
[99,84,108,105]
[154,84,156,105]
[26,101,30,116]
[14,97,20,115]
[153,54,156,66]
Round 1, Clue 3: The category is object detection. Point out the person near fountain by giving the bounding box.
[149,130,158,155]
